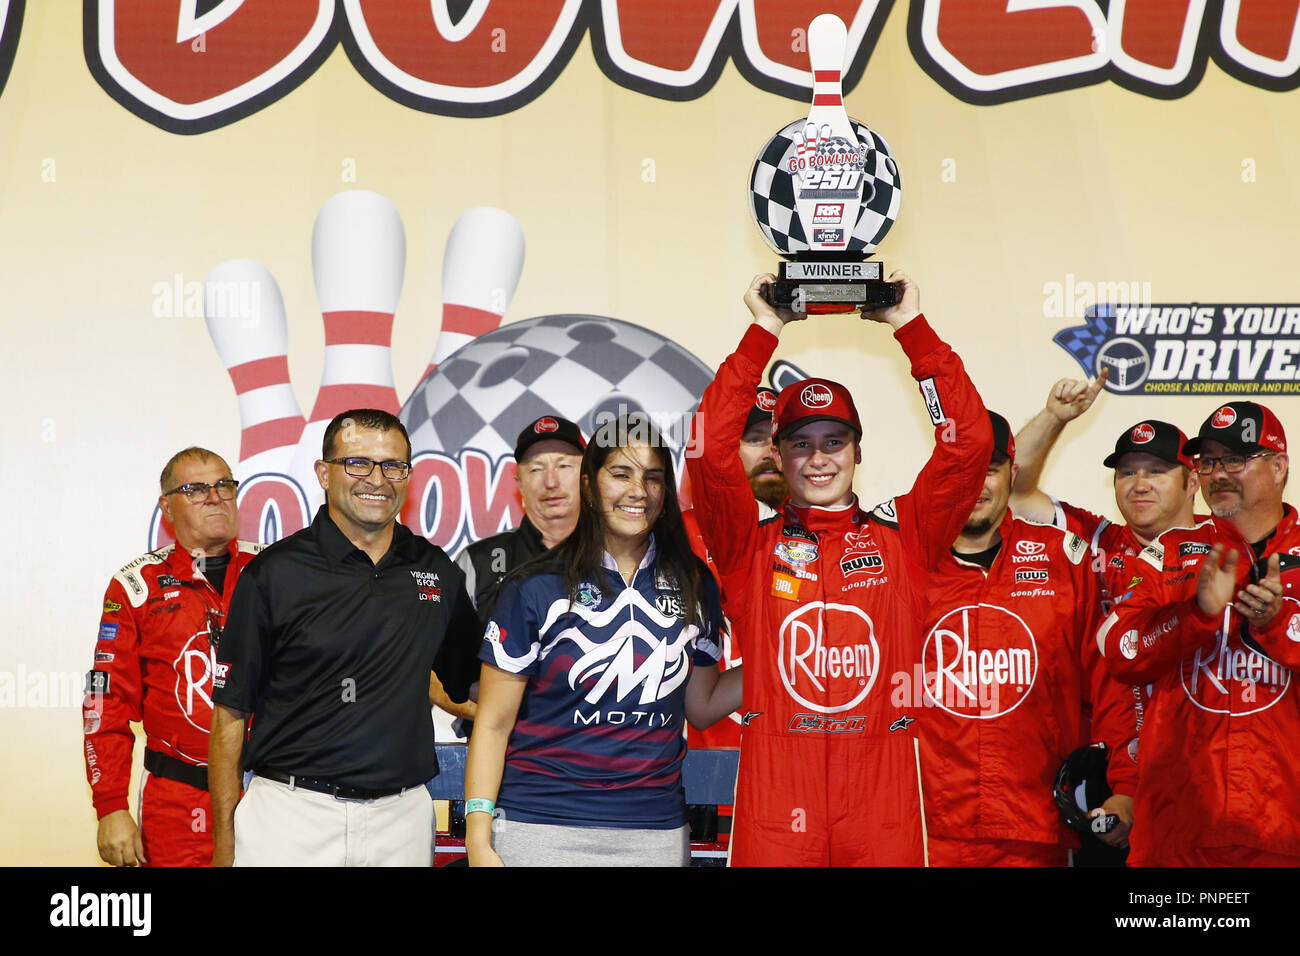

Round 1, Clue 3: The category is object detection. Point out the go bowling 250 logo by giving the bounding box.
[1054,302,1300,396]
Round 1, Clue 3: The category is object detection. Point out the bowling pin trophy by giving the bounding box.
[748,14,904,314]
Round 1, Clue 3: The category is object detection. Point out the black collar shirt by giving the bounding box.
[213,506,478,789]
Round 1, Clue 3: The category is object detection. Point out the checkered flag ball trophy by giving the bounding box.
[749,14,903,313]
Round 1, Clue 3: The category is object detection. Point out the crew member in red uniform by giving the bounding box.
[684,386,786,749]
[920,413,1138,866]
[687,272,991,866]
[84,447,261,866]
[1011,371,1201,612]
[1099,402,1300,866]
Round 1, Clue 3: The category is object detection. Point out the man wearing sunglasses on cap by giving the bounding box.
[84,447,262,866]
[1098,402,1300,866]
[209,409,478,866]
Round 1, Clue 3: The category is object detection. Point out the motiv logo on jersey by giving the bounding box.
[567,625,695,727]
[778,603,879,714]
[921,605,1039,719]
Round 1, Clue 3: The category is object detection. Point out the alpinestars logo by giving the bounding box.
[1055,304,1300,396]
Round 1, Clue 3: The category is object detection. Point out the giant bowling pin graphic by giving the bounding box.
[204,259,311,543]
[204,260,306,475]
[290,190,406,504]
[423,206,526,379]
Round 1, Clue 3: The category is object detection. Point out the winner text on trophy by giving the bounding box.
[748,13,903,314]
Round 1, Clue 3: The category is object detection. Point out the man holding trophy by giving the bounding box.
[691,269,991,865]
[688,13,993,866]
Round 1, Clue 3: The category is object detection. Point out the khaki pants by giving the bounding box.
[233,775,433,867]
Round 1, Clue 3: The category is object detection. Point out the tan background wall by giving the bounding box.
[1,2,1295,863]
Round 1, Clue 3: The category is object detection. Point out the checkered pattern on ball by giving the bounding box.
[749,118,902,256]
[401,314,714,466]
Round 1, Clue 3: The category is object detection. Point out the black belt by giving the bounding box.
[144,749,208,791]
[255,768,406,801]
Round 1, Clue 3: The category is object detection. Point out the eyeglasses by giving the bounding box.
[163,479,240,501]
[323,457,412,480]
[1195,452,1274,475]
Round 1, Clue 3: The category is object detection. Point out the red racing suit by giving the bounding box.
[687,318,991,866]
[920,512,1140,864]
[1097,507,1300,865]
[84,540,261,866]
[683,506,766,749]
[1053,501,1146,616]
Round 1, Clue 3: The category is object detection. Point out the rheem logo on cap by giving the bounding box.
[1131,423,1155,444]
[756,391,777,412]
[534,417,559,433]
[1211,407,1237,428]
[801,384,833,409]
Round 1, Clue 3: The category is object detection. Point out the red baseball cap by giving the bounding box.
[774,378,862,441]
[1184,402,1287,457]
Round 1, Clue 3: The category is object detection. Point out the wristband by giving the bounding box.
[465,798,495,816]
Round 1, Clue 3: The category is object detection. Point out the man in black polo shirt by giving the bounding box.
[435,416,584,734]
[457,415,585,625]
[208,409,476,866]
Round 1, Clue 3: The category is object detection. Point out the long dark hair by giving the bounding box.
[514,413,705,624]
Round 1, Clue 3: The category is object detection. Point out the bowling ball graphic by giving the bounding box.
[749,117,902,257]
[402,314,712,461]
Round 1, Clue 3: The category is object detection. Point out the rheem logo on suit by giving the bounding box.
[923,604,1038,719]
[778,602,879,714]
[172,631,216,732]
[1181,627,1290,716]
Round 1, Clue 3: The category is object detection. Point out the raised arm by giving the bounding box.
[871,272,993,570]
[686,275,802,579]
[1010,371,1108,523]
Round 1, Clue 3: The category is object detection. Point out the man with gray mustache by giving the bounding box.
[1098,401,1300,866]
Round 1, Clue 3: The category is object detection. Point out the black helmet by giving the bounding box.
[1053,743,1118,838]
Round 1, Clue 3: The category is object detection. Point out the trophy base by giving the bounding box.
[763,257,903,314]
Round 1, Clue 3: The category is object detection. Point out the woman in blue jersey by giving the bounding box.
[465,414,740,866]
